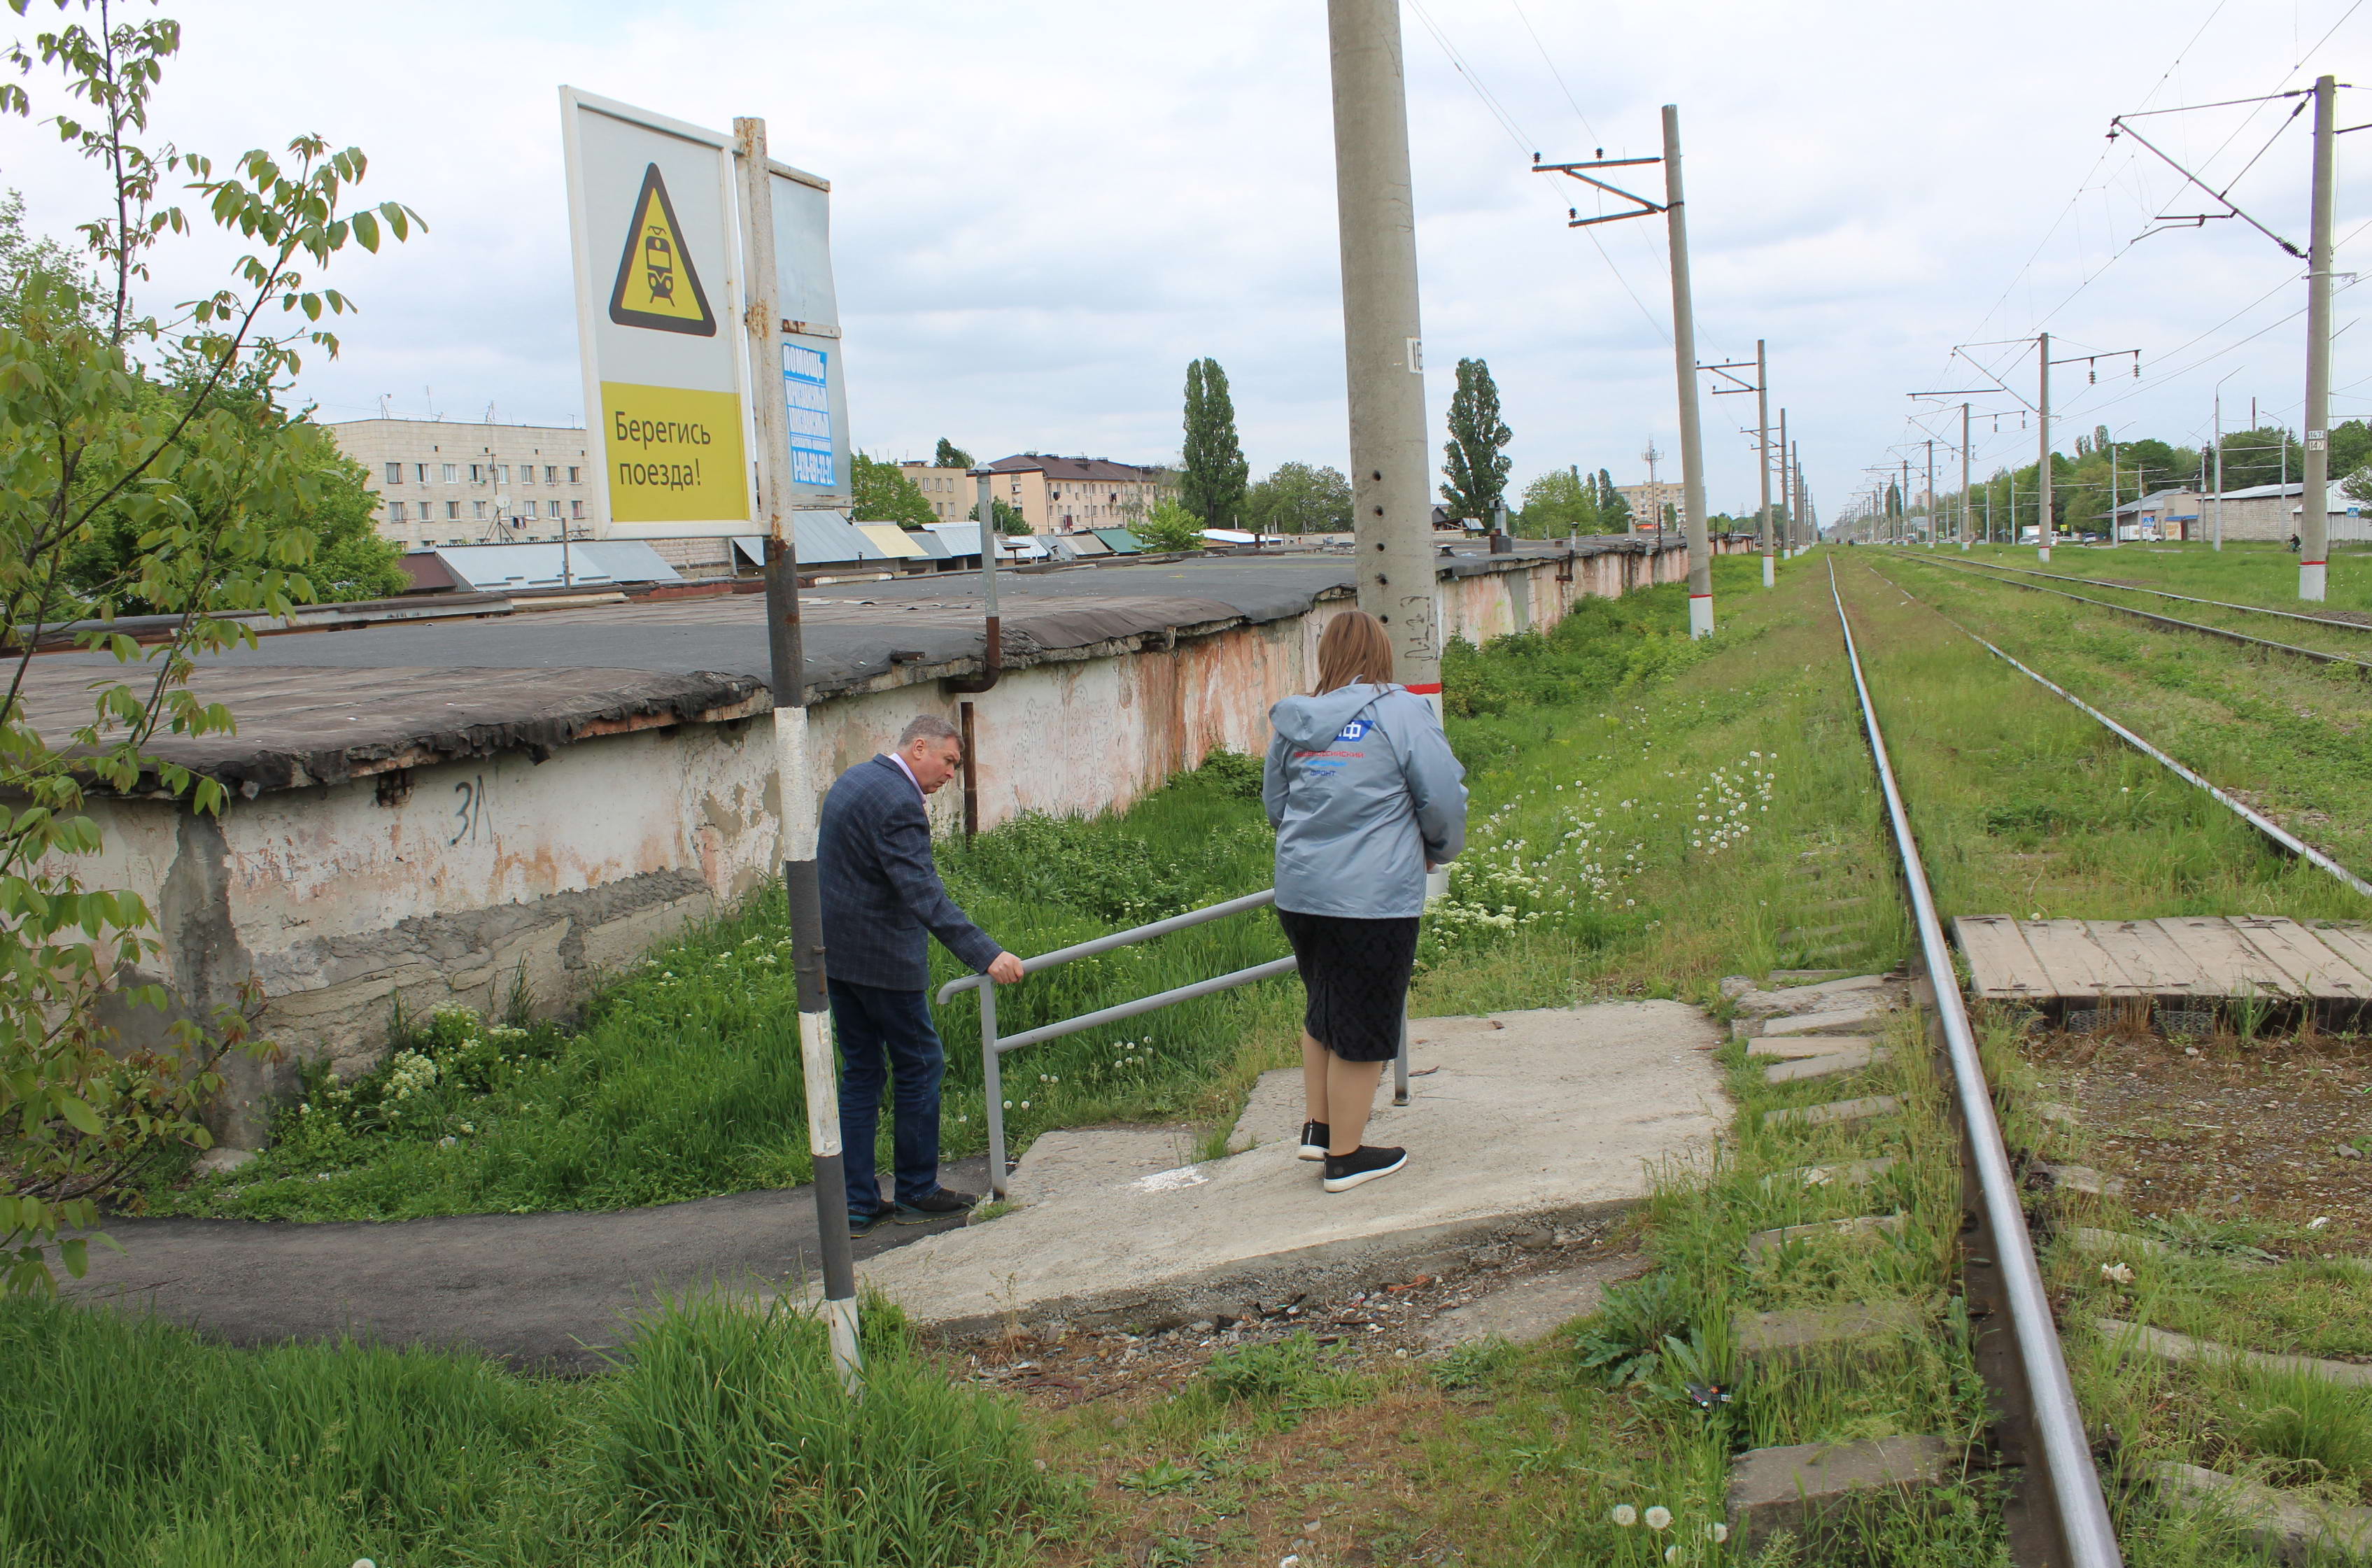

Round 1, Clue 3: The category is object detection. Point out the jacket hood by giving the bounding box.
[1270,683,1396,748]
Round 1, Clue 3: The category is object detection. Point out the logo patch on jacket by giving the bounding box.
[1336,719,1369,741]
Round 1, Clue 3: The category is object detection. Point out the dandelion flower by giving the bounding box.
[1646,1506,1672,1531]
[1611,1504,1637,1527]
[1709,1523,1729,1543]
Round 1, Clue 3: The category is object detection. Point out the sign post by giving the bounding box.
[563,87,860,1388]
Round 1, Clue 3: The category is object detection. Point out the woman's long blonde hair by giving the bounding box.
[1314,609,1395,695]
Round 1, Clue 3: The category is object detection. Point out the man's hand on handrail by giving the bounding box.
[987,952,1026,985]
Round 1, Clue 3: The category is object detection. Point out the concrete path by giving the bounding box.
[61,1155,990,1372]
[855,1001,1728,1334]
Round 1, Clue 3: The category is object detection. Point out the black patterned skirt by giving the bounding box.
[1276,908,1420,1063]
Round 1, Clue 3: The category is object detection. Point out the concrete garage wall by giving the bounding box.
[78,546,1689,1145]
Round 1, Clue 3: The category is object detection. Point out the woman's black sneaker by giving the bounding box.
[1298,1120,1329,1161]
[1322,1145,1407,1192]
[896,1187,979,1224]
[848,1205,895,1238]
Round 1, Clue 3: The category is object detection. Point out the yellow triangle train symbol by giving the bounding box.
[608,163,716,336]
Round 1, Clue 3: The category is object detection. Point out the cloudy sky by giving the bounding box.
[0,0,2362,521]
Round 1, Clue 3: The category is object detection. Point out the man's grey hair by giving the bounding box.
[898,713,961,749]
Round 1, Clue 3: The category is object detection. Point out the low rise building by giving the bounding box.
[982,453,1175,533]
[2107,487,2203,542]
[2189,481,2354,544]
[898,462,977,523]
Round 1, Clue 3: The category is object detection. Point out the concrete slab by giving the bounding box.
[2034,1161,2126,1199]
[1733,975,1897,1015]
[1008,1127,1203,1206]
[2098,1318,2372,1388]
[1747,1033,1882,1059]
[856,1001,1729,1335]
[1770,1158,1898,1191]
[1757,1003,1898,1038]
[2154,1462,2372,1562]
[1744,1213,1907,1257]
[1726,1436,1961,1555]
[1763,1095,1902,1131]
[1765,1046,1891,1084]
[1420,1255,1653,1348]
[1735,1301,1925,1366]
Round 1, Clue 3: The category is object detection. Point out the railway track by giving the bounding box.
[1825,560,2123,1568]
[1882,549,2372,677]
[1823,556,2372,1566]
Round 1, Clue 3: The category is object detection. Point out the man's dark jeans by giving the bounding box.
[828,977,947,1218]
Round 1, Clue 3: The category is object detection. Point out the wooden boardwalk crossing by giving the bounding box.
[1952,915,2372,1019]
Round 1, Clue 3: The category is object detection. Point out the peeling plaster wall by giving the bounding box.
[86,551,1659,1144]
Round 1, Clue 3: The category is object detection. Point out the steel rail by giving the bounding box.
[1890,551,2372,674]
[1863,561,2372,900]
[1921,550,2372,634]
[1826,560,2126,1568]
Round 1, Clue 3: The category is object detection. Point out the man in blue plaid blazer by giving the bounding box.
[820,713,1025,1236]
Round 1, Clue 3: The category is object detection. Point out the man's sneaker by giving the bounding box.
[896,1187,979,1224]
[848,1206,894,1238]
[1298,1120,1330,1161]
[1322,1145,1407,1193]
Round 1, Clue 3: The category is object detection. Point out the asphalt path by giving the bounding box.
[61,1154,989,1373]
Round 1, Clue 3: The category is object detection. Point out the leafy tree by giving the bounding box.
[1179,358,1246,526]
[1439,357,1511,522]
[850,452,935,528]
[933,437,973,471]
[2215,425,2302,491]
[1885,481,1902,518]
[966,496,1029,535]
[1516,467,1595,537]
[1595,468,1632,531]
[2327,418,2372,484]
[1136,497,1206,552]
[1244,461,1350,535]
[1,1,421,1292]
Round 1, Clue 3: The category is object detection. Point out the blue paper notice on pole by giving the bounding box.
[783,342,835,487]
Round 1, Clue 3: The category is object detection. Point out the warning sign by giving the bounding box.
[600,381,749,522]
[607,164,716,335]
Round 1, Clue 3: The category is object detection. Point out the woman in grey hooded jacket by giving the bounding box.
[1264,610,1467,1192]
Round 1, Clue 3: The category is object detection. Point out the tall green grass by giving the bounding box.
[0,1292,1068,1567]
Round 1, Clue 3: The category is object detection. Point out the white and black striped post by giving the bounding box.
[735,116,862,1391]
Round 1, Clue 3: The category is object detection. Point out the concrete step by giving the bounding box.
[1763,1094,1901,1131]
[1754,1002,1898,1038]
[854,1001,1730,1335]
[1420,1254,1653,1348]
[2152,1461,2372,1560]
[1748,1033,1882,1059]
[2061,1227,2272,1271]
[1735,1300,1924,1367]
[2098,1318,2372,1388]
[1769,1157,1898,1190]
[1728,1436,1961,1557]
[1765,1046,1890,1085]
[1008,1126,1206,1206]
[1730,973,1897,1015]
[1744,1213,1905,1258]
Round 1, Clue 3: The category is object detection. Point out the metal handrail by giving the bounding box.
[936,888,1305,1199]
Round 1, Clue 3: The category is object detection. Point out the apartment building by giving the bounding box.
[328,418,599,550]
[1616,478,1683,531]
[981,453,1174,533]
[898,462,976,523]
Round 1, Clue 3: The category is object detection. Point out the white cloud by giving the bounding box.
[0,0,2359,521]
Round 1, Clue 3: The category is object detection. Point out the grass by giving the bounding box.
[0,1291,1073,1568]
[78,544,2372,1566]
[1950,537,2372,619]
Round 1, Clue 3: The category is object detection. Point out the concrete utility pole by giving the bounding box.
[2037,330,2054,562]
[734,115,861,1391]
[1793,438,1806,549]
[1661,104,1714,637]
[2213,383,2227,550]
[1777,406,1790,556]
[1756,339,1774,586]
[1924,440,1936,548]
[1960,404,1972,550]
[2302,73,2336,600]
[1900,458,1911,544]
[1327,0,1439,695]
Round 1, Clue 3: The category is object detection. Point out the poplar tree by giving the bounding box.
[1180,358,1248,526]
[1595,468,1633,530]
[1439,357,1512,521]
